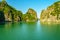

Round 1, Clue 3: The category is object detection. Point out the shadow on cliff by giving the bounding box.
[0,11,5,24]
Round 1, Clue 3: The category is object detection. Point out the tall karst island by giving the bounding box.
[40,1,60,23]
[0,0,37,22]
[0,0,23,22]
[22,8,37,22]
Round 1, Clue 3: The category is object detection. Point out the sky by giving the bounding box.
[0,0,59,18]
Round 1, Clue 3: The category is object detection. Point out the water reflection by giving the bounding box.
[40,23,60,40]
[0,22,60,40]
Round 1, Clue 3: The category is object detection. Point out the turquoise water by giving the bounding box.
[0,21,60,40]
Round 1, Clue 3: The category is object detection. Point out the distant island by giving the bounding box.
[0,0,37,22]
[40,1,60,23]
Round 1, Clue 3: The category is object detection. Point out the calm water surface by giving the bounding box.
[0,21,60,40]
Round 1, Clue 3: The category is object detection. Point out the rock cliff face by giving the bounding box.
[40,1,60,22]
[0,1,22,22]
[23,8,37,22]
[0,1,38,22]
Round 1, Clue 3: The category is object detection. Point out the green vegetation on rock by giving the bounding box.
[0,1,38,22]
[22,8,37,22]
[40,1,60,23]
[0,0,23,22]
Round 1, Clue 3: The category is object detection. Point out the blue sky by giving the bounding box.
[0,0,59,18]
